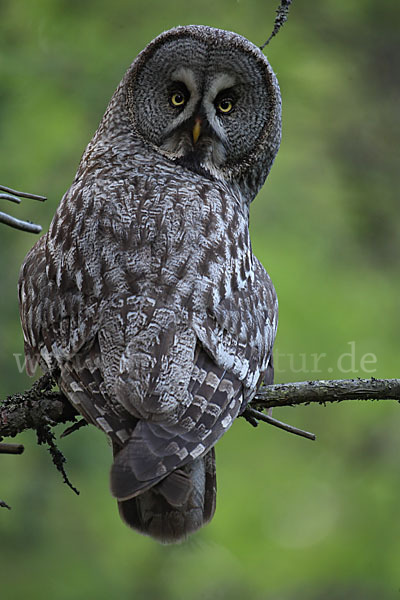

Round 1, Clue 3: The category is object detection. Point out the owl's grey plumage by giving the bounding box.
[19,25,281,543]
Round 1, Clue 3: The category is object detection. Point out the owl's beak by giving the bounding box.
[192,119,201,145]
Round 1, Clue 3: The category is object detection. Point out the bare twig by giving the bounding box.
[60,419,88,438]
[0,211,42,234]
[0,193,22,204]
[0,184,46,233]
[0,443,24,455]
[244,406,316,441]
[0,185,46,202]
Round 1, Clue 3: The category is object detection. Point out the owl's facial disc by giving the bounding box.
[129,31,277,183]
[158,71,241,179]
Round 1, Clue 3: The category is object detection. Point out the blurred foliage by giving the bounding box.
[1,1,399,598]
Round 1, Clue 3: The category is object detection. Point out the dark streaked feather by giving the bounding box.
[116,447,216,544]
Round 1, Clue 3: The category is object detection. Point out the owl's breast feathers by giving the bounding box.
[21,169,276,383]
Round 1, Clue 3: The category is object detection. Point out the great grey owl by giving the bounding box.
[19,25,281,543]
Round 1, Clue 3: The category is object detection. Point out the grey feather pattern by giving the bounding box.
[19,25,281,543]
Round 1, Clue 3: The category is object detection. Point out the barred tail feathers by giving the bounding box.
[112,444,216,544]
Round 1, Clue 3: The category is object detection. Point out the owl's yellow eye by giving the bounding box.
[170,92,186,107]
[217,98,234,114]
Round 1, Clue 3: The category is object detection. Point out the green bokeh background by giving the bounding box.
[1,1,399,598]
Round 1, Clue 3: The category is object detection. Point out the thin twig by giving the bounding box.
[0,185,46,202]
[0,193,21,204]
[0,443,24,455]
[0,211,42,234]
[244,406,316,441]
[60,419,88,438]
[0,184,46,233]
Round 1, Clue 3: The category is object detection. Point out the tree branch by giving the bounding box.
[0,443,24,455]
[0,184,46,233]
[0,373,77,441]
[1,374,399,503]
[244,406,316,440]
[0,185,46,202]
[0,373,80,499]
[1,376,399,443]
[254,377,400,409]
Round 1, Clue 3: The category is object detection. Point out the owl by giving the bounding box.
[18,25,281,543]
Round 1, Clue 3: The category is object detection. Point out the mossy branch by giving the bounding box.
[1,374,399,506]
[1,374,399,442]
[255,377,400,409]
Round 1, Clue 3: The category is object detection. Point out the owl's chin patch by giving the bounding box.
[174,153,216,180]
[159,128,226,180]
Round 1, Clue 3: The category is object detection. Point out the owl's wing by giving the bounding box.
[110,343,244,500]
[19,221,105,377]
[19,236,49,375]
[20,241,246,506]
[194,256,278,397]
[110,260,277,501]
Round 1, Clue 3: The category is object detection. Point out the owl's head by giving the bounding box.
[122,26,281,199]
